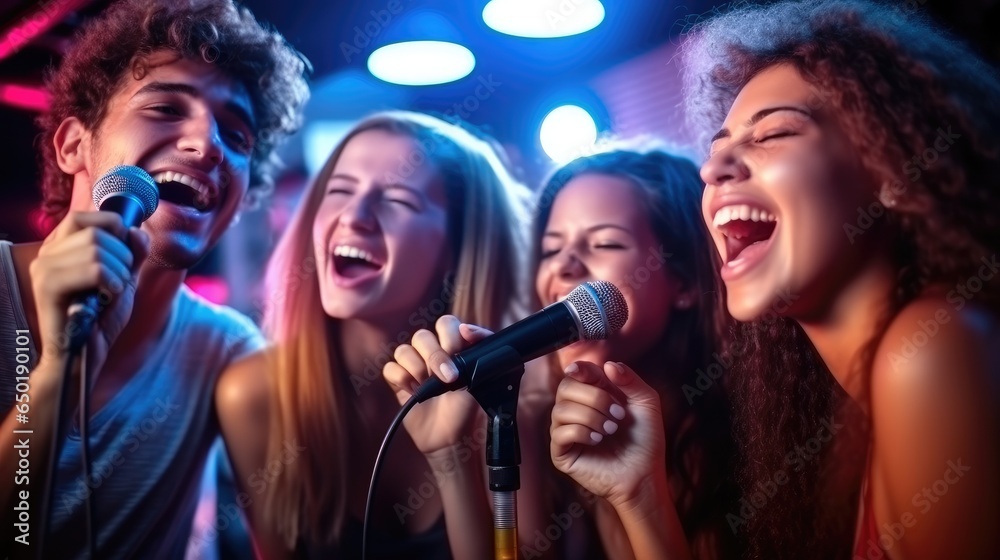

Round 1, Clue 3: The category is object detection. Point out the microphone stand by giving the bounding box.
[467,346,523,560]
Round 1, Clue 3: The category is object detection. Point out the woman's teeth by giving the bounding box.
[713,204,776,228]
[332,245,379,265]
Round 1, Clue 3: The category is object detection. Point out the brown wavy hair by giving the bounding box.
[681,1,1000,558]
[36,0,310,223]
[530,149,742,559]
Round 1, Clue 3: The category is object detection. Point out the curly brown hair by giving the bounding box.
[681,1,1000,558]
[36,0,310,223]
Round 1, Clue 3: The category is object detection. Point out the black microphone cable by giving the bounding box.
[38,342,97,560]
[38,351,77,559]
[37,165,158,560]
[359,280,628,560]
[80,344,96,560]
[362,394,419,560]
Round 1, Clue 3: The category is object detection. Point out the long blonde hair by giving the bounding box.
[260,111,531,547]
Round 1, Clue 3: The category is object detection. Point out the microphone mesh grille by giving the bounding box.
[565,280,629,340]
[92,165,159,220]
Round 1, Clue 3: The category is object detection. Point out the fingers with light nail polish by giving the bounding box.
[551,398,619,443]
[383,340,427,399]
[393,342,427,379]
[439,361,458,383]
[412,326,458,384]
[603,419,618,435]
[610,403,626,420]
[557,363,625,423]
[552,362,626,451]
[383,359,418,398]
[551,422,607,453]
[383,325,457,402]
[459,322,494,344]
[383,315,485,403]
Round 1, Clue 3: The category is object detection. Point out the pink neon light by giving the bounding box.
[0,84,50,111]
[185,275,231,305]
[0,0,90,60]
[29,207,53,237]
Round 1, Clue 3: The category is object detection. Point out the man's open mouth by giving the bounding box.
[153,171,217,212]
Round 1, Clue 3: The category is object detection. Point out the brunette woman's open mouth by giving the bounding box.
[713,203,778,281]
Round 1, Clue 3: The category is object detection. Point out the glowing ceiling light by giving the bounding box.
[367,41,475,86]
[483,0,605,38]
[540,105,598,164]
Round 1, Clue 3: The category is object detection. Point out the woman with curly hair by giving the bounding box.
[555,1,1000,558]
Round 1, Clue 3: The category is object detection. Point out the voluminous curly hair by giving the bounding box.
[681,1,1000,558]
[36,0,310,222]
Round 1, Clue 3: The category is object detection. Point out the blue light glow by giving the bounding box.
[303,120,354,176]
[367,41,475,86]
[540,105,598,164]
[483,0,605,38]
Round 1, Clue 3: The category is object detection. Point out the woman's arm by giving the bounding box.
[550,360,692,560]
[868,298,1000,559]
[215,350,293,560]
[511,359,568,560]
[423,435,493,560]
[382,316,493,560]
[600,467,686,560]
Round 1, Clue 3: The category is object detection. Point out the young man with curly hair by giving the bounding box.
[0,0,308,557]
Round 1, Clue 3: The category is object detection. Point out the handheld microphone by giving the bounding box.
[412,280,629,403]
[66,165,159,351]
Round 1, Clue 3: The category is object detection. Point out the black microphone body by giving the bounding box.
[66,165,159,351]
[448,301,581,398]
[97,192,150,231]
[413,280,628,403]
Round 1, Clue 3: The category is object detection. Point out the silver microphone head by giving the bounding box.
[92,165,159,221]
[564,280,629,340]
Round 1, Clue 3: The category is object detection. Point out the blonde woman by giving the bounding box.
[215,111,530,559]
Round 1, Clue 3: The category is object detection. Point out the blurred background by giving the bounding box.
[1,0,997,320]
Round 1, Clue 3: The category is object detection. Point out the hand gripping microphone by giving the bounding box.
[66,165,159,351]
[412,280,629,403]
